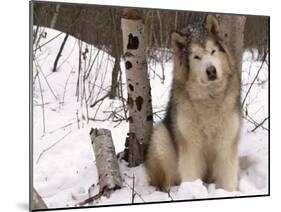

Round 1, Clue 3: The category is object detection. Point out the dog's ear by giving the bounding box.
[205,15,221,37]
[171,31,188,52]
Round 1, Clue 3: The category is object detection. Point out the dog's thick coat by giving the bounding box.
[145,15,241,192]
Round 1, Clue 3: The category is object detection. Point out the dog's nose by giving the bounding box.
[206,65,217,81]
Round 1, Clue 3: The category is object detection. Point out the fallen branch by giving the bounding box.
[33,188,48,210]
[81,128,122,205]
[76,190,104,206]
[36,131,72,164]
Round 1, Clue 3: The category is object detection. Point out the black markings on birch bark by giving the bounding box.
[128,84,134,91]
[135,96,144,111]
[127,33,139,49]
[122,9,153,166]
[128,97,134,108]
[125,61,133,69]
[128,116,134,123]
[146,115,153,121]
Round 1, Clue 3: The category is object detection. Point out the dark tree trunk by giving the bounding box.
[53,33,69,72]
[218,15,247,73]
[109,9,121,99]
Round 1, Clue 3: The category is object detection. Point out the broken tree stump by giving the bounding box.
[89,128,122,197]
[32,187,48,210]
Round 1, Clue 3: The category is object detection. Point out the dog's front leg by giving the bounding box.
[213,142,238,191]
[178,142,205,182]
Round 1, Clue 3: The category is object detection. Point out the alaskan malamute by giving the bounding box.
[146,15,241,192]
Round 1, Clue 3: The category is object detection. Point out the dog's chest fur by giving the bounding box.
[175,94,239,146]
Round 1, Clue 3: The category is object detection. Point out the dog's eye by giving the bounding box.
[194,55,201,60]
[211,49,216,55]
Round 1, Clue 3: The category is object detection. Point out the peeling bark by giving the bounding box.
[89,128,122,196]
[121,9,153,167]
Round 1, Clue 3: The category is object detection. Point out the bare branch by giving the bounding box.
[242,52,268,108]
[36,131,72,164]
[251,117,268,132]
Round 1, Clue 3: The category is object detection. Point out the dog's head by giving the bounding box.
[171,15,234,99]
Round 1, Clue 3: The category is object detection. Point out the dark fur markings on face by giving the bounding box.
[215,41,226,53]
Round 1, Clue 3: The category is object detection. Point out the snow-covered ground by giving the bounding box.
[32,28,268,209]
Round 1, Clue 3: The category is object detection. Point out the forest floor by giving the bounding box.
[33,28,269,209]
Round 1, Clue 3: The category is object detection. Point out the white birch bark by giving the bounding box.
[121,9,153,167]
[90,128,122,196]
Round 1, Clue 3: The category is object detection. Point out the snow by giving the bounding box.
[32,27,268,209]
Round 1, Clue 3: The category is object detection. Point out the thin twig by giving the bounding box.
[167,191,174,201]
[251,117,268,132]
[61,68,73,106]
[243,115,268,131]
[76,110,80,129]
[89,94,110,108]
[34,60,58,100]
[45,121,77,134]
[132,174,135,204]
[76,191,103,206]
[242,52,268,107]
[37,75,46,135]
[123,178,145,203]
[36,131,72,164]
[76,40,82,101]
[34,32,64,52]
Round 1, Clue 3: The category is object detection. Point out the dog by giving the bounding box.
[145,15,241,192]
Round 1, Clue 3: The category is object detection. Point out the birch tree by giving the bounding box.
[121,9,153,167]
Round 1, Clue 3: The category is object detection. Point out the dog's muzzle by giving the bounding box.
[206,65,217,81]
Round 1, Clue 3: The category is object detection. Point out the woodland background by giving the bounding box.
[31,1,269,210]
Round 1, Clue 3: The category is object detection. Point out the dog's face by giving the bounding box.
[171,15,233,99]
[188,39,228,86]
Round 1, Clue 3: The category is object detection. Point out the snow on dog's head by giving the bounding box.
[171,15,235,100]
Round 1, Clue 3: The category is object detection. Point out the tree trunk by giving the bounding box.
[32,188,48,210]
[89,128,122,197]
[219,15,247,73]
[109,9,121,99]
[50,3,61,29]
[121,9,153,167]
[53,33,69,72]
